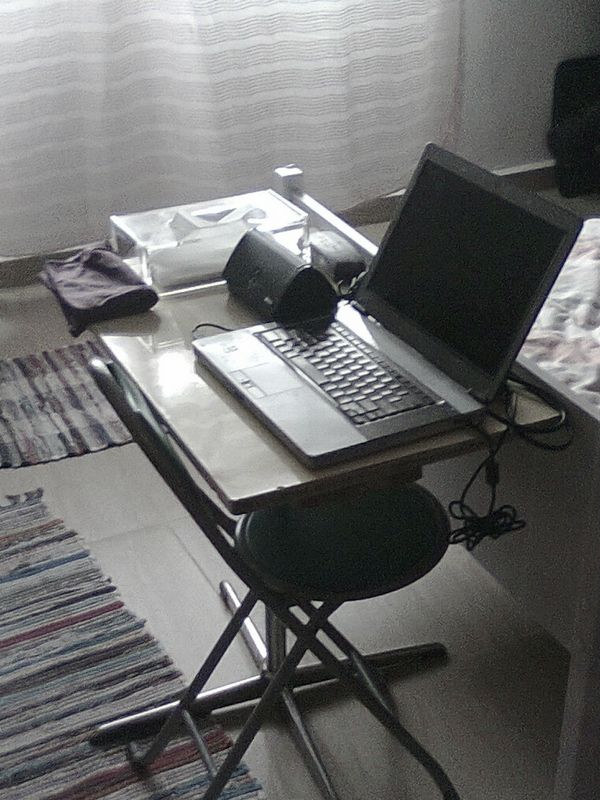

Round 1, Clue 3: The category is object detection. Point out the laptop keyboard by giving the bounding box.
[257,321,438,426]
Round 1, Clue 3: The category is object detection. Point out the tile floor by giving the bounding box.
[0,279,571,800]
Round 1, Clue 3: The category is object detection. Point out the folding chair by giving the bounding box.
[88,356,460,800]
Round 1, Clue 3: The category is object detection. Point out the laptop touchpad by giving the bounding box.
[236,362,304,396]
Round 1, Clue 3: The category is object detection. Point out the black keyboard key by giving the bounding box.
[290,355,331,386]
[390,395,422,412]
[358,399,378,412]
[257,323,439,425]
[339,399,363,414]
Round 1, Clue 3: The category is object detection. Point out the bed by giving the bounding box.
[522,217,600,408]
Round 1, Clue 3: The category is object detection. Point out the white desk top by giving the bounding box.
[93,282,552,514]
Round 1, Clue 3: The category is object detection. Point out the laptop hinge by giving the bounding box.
[349,298,368,316]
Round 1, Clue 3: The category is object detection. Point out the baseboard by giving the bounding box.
[495,160,556,190]
[0,255,45,289]
[340,161,557,227]
[0,243,103,290]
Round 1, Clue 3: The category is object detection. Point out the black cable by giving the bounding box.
[337,270,367,300]
[191,322,233,339]
[447,376,572,550]
[487,373,574,451]
[448,398,525,550]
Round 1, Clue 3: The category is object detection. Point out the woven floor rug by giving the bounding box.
[0,341,131,468]
[0,488,262,800]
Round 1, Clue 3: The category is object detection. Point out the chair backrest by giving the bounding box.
[88,357,258,586]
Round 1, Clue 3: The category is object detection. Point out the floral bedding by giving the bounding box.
[521,218,600,408]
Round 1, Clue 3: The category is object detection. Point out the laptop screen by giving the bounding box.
[357,145,582,401]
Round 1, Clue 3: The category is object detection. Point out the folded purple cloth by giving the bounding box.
[40,247,159,336]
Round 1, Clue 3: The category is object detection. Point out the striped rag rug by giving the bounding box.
[0,341,131,468]
[0,488,262,800]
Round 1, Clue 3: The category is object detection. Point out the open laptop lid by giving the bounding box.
[355,143,582,403]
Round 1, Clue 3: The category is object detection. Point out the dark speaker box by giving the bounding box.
[548,55,600,197]
[223,229,338,324]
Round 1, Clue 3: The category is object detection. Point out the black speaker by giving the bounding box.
[547,55,600,197]
[223,228,338,324]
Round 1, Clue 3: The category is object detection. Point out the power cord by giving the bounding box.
[448,393,525,550]
[448,376,572,550]
[191,322,232,339]
[489,372,574,451]
[336,271,367,300]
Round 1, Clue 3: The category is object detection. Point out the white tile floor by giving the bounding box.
[0,281,570,800]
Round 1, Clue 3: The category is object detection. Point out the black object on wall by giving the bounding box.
[223,228,338,324]
[547,55,600,197]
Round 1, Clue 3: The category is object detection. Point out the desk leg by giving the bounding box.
[220,582,446,800]
[219,581,267,672]
[264,602,342,800]
[90,583,447,775]
[220,580,447,682]
[221,583,342,799]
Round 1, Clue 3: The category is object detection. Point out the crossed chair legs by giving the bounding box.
[125,588,460,800]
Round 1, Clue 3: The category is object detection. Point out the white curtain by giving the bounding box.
[0,0,462,256]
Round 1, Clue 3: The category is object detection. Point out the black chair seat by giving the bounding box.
[237,485,449,600]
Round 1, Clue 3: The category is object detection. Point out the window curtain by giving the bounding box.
[0,0,462,256]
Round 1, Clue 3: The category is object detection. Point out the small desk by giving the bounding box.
[94,284,548,516]
[91,180,557,796]
[91,181,596,800]
[91,278,554,785]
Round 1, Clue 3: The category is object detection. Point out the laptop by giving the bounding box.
[193,144,582,467]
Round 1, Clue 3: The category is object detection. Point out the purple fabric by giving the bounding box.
[40,248,159,336]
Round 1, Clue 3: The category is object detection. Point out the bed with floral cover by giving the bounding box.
[521,217,600,408]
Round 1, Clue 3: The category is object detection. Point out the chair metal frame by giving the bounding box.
[88,357,460,800]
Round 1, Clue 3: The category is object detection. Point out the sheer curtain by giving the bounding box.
[0,0,462,256]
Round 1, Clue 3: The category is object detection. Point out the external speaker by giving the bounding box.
[223,228,338,324]
[548,55,600,197]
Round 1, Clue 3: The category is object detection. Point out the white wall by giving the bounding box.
[421,371,600,651]
[457,0,600,170]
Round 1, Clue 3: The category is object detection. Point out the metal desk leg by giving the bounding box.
[219,580,447,686]
[218,582,446,800]
[269,601,344,800]
[219,581,267,672]
[90,580,447,800]
[221,582,341,799]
